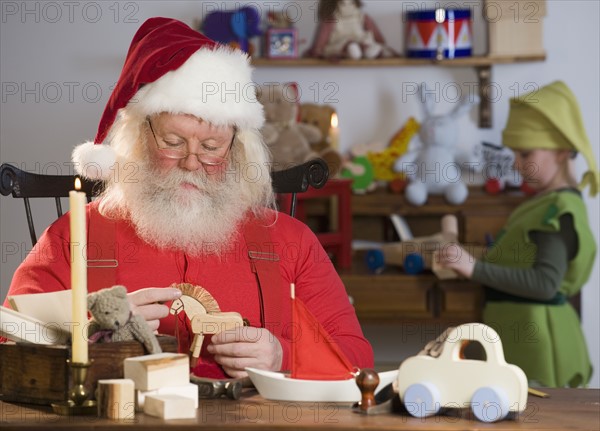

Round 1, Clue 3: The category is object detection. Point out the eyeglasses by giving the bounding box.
[147,118,234,166]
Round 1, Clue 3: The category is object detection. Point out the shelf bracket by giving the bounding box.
[476,66,492,128]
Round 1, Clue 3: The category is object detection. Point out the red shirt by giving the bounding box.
[7,201,373,374]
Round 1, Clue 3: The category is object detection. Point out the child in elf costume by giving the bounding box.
[438,81,598,387]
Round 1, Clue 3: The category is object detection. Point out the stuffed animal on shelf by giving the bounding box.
[299,103,335,152]
[394,83,480,206]
[299,103,343,175]
[201,6,262,54]
[258,83,340,172]
[306,0,394,60]
[87,285,162,354]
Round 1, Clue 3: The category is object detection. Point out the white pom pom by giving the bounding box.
[71,142,116,180]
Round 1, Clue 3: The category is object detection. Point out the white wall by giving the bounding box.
[1,1,598,387]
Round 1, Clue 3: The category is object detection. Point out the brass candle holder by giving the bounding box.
[51,360,97,415]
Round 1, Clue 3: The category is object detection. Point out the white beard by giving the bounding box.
[122,160,250,255]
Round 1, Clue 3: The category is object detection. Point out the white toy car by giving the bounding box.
[394,323,528,422]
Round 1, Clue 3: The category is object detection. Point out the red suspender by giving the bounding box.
[86,206,118,292]
[243,220,284,339]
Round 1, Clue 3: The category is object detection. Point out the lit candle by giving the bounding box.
[69,178,88,363]
[329,112,340,151]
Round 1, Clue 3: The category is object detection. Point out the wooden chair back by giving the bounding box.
[0,159,329,246]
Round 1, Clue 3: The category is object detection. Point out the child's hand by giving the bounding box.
[437,244,476,278]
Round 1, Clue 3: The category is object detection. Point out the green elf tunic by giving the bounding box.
[472,189,596,387]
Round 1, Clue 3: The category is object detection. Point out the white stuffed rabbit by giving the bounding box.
[394,83,480,206]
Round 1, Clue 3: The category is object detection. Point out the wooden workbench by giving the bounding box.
[1,388,598,430]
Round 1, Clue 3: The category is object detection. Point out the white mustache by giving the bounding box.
[154,169,211,190]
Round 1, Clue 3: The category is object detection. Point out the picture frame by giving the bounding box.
[266,28,298,59]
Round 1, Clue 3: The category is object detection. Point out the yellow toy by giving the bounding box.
[367,117,419,182]
[395,323,528,422]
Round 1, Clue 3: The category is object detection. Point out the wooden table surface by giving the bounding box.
[1,388,598,430]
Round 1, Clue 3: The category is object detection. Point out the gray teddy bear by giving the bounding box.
[87,285,162,354]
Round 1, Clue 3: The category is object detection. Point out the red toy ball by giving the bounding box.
[485,178,502,195]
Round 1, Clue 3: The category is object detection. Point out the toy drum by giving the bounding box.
[405,9,472,59]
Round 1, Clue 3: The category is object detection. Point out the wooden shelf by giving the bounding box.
[338,255,484,324]
[252,54,546,128]
[252,54,546,68]
[349,187,527,217]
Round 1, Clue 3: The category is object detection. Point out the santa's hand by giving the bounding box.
[437,244,476,278]
[207,327,283,379]
[127,287,182,332]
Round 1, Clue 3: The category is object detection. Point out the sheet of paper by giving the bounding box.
[0,305,70,344]
[8,290,74,333]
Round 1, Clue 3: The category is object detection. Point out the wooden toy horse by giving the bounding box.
[169,283,244,361]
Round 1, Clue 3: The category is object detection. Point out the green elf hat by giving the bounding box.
[503,80,599,197]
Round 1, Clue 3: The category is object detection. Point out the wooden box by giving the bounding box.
[487,0,547,56]
[0,336,177,405]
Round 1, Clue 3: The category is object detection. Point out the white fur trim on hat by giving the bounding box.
[131,46,264,130]
[72,141,116,180]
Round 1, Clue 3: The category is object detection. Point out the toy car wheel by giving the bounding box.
[404,253,424,275]
[365,249,385,274]
[403,382,440,418]
[471,386,509,422]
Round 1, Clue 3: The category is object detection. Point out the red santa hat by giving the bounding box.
[72,17,264,179]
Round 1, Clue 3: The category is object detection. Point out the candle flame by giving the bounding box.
[330,113,338,128]
[74,177,82,191]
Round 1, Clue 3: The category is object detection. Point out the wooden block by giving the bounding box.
[136,383,199,411]
[143,394,196,420]
[97,379,135,420]
[124,353,189,391]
